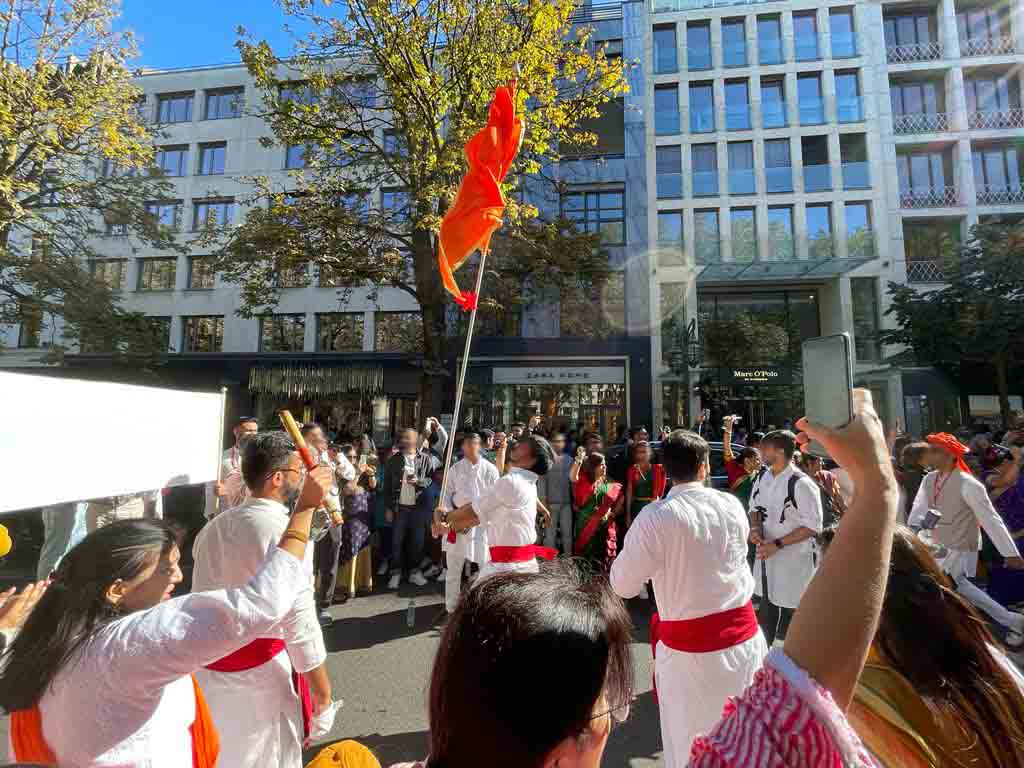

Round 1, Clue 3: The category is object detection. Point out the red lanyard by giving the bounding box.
[932,471,953,506]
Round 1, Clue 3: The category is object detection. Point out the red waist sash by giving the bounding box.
[489,544,558,563]
[649,602,760,702]
[205,639,313,739]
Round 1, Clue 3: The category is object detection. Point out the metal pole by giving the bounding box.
[212,386,228,517]
[437,248,489,507]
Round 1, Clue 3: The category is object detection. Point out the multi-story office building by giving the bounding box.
[4,0,1022,437]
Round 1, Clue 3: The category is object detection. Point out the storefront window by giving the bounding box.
[260,314,306,352]
[374,311,423,352]
[561,272,626,337]
[316,313,364,352]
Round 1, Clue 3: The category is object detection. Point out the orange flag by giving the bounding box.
[438,81,524,311]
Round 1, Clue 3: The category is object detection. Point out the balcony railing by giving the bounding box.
[842,161,870,189]
[808,235,835,260]
[695,240,722,264]
[799,100,826,125]
[893,111,951,134]
[762,101,788,128]
[976,183,1024,205]
[900,186,959,208]
[968,108,1024,129]
[906,260,947,282]
[657,172,684,198]
[886,40,942,63]
[804,163,832,192]
[654,0,780,12]
[766,166,793,193]
[693,170,719,197]
[726,104,751,130]
[960,35,1015,57]
[847,232,876,260]
[837,97,864,123]
[831,33,858,58]
[570,2,623,23]
[729,168,756,195]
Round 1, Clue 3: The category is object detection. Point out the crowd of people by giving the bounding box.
[2,398,1024,767]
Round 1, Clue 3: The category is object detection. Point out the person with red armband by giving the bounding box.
[434,434,557,577]
[192,431,337,768]
[610,429,767,767]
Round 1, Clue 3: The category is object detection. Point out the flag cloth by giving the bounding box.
[437,81,523,311]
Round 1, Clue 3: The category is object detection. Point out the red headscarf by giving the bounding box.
[926,433,972,474]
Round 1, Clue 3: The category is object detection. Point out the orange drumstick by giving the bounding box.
[278,409,317,470]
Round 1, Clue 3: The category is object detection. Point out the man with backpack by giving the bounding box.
[748,430,823,646]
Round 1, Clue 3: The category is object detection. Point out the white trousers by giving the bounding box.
[955,574,1024,632]
[655,631,768,768]
[445,550,467,613]
[542,502,573,554]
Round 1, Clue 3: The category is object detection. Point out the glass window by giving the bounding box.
[157,92,193,123]
[722,19,747,67]
[965,76,1019,113]
[91,259,127,290]
[845,202,874,259]
[653,25,678,74]
[841,133,870,189]
[896,151,948,193]
[974,146,1020,190]
[694,210,720,263]
[692,144,718,197]
[654,85,680,135]
[758,16,783,64]
[728,141,755,195]
[891,82,940,116]
[656,146,683,199]
[562,187,625,245]
[767,206,795,260]
[835,71,863,122]
[193,199,234,230]
[188,256,216,289]
[687,22,712,70]
[561,273,626,338]
[658,211,684,243]
[144,201,181,230]
[260,314,306,352]
[851,278,881,361]
[730,208,757,263]
[725,80,750,131]
[375,312,424,352]
[689,82,715,133]
[794,13,819,60]
[798,74,824,124]
[806,204,833,259]
[761,78,787,128]
[138,258,176,291]
[765,138,793,193]
[802,135,831,192]
[316,313,365,352]
[885,13,936,46]
[182,316,223,353]
[660,282,687,365]
[279,82,317,105]
[830,9,857,57]
[139,317,172,353]
[198,142,226,175]
[205,88,244,119]
[155,146,188,177]
[278,264,309,288]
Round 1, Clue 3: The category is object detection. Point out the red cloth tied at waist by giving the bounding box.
[489,544,558,563]
[447,529,457,544]
[205,638,313,739]
[649,601,760,702]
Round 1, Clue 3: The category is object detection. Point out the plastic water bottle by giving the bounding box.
[406,598,416,629]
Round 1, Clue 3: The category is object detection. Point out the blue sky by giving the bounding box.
[118,1,301,69]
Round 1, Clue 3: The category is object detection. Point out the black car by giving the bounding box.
[606,440,745,491]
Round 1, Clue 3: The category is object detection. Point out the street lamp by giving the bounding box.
[685,318,703,370]
[668,318,703,376]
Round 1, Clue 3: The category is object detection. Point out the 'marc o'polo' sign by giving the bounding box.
[724,366,790,385]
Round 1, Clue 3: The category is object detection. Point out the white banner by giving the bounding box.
[492,366,625,385]
[0,372,224,513]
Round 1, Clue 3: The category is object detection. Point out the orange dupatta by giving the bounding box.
[11,675,219,767]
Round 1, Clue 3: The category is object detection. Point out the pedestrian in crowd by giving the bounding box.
[625,440,665,527]
[611,429,767,765]
[37,501,88,580]
[537,431,574,555]
[797,451,847,527]
[355,434,376,466]
[691,408,710,438]
[434,434,557,577]
[383,427,441,589]
[749,430,824,646]
[989,441,1024,608]
[417,466,445,580]
[509,422,526,440]
[442,431,500,613]
[582,431,604,456]
[336,445,377,602]
[848,526,1024,768]
[86,489,163,533]
[897,441,930,523]
[1,464,333,767]
[374,445,394,578]
[192,432,335,767]
[392,389,903,768]
[421,417,449,463]
[205,415,260,519]
[609,426,648,485]
[908,432,1024,644]
[721,416,761,510]
[479,428,496,464]
[570,452,624,571]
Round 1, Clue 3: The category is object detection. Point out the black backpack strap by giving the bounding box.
[781,471,803,524]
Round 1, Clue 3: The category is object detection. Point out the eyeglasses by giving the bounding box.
[261,467,303,484]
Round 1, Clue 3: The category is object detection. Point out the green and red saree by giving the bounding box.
[573,479,623,570]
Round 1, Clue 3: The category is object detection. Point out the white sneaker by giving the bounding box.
[377,559,389,577]
[388,573,401,590]
[437,567,448,583]
[410,571,428,587]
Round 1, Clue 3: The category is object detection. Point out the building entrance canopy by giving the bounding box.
[248,363,385,398]
[697,257,873,283]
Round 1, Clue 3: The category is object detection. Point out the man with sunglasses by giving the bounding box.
[192,431,335,768]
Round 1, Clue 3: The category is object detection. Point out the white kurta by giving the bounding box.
[444,457,500,564]
[610,482,768,766]
[472,467,541,577]
[204,445,246,520]
[192,497,327,768]
[908,470,1020,579]
[749,466,823,609]
[23,548,304,768]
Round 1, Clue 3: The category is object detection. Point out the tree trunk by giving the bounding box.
[994,352,1011,428]
[412,228,447,421]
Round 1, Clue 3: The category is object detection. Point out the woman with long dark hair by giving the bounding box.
[849,526,1024,767]
[572,452,624,570]
[624,441,665,527]
[0,464,332,767]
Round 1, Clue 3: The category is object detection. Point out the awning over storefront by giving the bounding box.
[248,364,385,398]
[697,257,872,282]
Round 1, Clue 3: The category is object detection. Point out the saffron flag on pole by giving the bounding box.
[437,80,524,311]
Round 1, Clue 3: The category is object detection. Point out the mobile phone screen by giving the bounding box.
[801,334,854,457]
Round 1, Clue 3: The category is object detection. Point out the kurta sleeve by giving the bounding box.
[610,508,664,599]
[99,547,306,692]
[335,452,356,483]
[907,474,931,528]
[472,475,517,526]
[963,475,1021,558]
[794,478,824,533]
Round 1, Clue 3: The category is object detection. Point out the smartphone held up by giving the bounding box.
[801,333,855,458]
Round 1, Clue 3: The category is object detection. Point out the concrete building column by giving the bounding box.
[940,0,961,59]
[362,310,375,352]
[956,137,977,209]
[948,68,968,132]
[823,69,838,125]
[795,201,810,261]
[169,316,183,354]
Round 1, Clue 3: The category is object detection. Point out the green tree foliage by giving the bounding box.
[212,0,628,407]
[0,0,181,358]
[702,312,790,367]
[881,221,1024,426]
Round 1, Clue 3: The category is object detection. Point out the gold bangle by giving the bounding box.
[282,530,309,546]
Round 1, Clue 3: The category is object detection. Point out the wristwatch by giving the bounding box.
[774,538,785,549]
